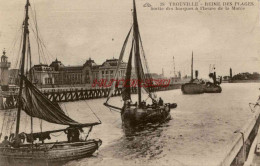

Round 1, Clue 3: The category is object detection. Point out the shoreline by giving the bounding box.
[223,80,260,83]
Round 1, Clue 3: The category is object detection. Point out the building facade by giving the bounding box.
[31,64,56,85]
[30,58,127,87]
[5,56,169,88]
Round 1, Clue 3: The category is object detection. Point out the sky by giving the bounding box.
[0,0,260,78]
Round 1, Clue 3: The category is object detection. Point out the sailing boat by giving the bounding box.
[0,0,102,165]
[104,0,177,131]
[181,52,205,94]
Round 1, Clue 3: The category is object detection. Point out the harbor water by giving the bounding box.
[0,83,259,166]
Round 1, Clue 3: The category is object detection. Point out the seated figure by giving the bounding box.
[1,136,10,147]
[11,135,23,148]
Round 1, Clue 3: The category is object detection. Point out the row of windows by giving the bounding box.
[64,74,82,80]
[45,78,53,84]
[34,67,53,71]
[101,70,125,77]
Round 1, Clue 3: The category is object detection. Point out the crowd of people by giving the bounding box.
[0,135,23,148]
[124,97,164,109]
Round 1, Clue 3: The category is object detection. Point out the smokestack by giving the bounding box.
[191,51,193,80]
[195,70,198,79]
[230,68,232,79]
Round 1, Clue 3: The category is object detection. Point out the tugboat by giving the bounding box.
[204,65,222,93]
[181,52,205,94]
[104,0,177,132]
[0,1,102,165]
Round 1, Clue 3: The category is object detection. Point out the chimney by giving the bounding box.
[230,68,232,79]
[195,70,198,79]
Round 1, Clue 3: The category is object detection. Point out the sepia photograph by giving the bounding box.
[0,0,260,165]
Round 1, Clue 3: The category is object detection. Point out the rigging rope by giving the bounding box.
[9,111,16,135]
[67,83,102,124]
[82,92,102,123]
[108,107,121,113]
[85,126,93,140]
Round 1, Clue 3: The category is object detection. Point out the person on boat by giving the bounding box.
[65,127,83,143]
[123,100,131,108]
[11,135,23,148]
[65,127,74,143]
[72,127,82,142]
[39,132,51,143]
[122,100,130,115]
[9,133,14,141]
[158,97,164,106]
[1,136,10,147]
[25,133,35,143]
[152,99,158,108]
[141,100,146,108]
[19,132,26,143]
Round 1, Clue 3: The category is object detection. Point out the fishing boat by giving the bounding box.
[104,0,177,131]
[0,0,102,165]
[181,52,205,94]
[204,65,222,93]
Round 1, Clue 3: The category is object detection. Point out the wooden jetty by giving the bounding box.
[0,84,182,110]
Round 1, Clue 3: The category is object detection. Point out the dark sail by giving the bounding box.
[122,40,134,101]
[133,0,142,104]
[132,0,153,98]
[21,76,96,126]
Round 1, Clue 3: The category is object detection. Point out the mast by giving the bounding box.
[173,56,176,77]
[16,0,30,135]
[191,51,193,81]
[133,0,142,105]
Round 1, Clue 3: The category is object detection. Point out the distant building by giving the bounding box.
[92,58,127,81]
[31,64,56,85]
[29,58,127,86]
[7,57,169,87]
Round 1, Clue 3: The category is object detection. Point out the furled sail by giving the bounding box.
[122,40,134,101]
[21,76,98,127]
[106,27,132,103]
[132,0,155,101]
[132,0,143,104]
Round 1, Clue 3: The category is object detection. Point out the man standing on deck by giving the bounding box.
[65,127,73,143]
[159,97,164,106]
[65,127,83,142]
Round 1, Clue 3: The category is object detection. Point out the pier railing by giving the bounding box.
[0,84,182,110]
[219,102,260,166]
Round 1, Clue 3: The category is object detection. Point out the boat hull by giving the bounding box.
[181,83,204,94]
[0,139,102,166]
[121,104,174,130]
[203,84,222,93]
